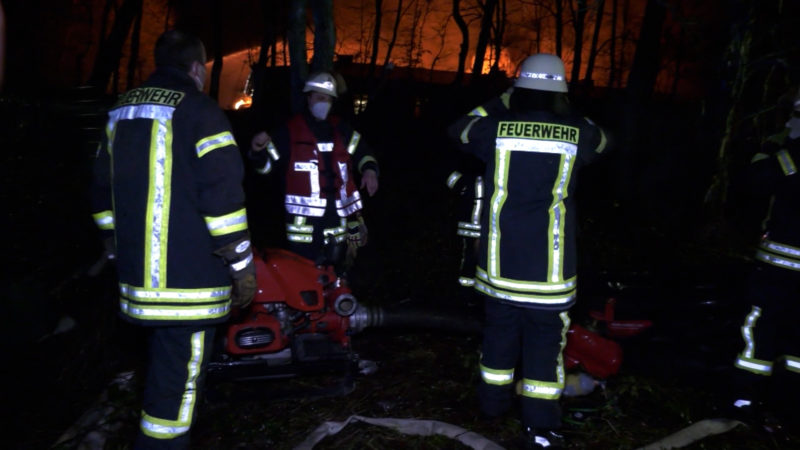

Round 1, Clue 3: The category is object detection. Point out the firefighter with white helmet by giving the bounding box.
[249,72,378,275]
[448,53,607,449]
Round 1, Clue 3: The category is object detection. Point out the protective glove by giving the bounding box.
[214,237,256,309]
[345,216,368,266]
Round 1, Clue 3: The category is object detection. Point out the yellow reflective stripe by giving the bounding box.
[475,279,576,305]
[521,378,563,399]
[548,153,575,282]
[141,411,190,439]
[595,126,608,153]
[144,119,173,289]
[488,148,511,277]
[785,356,800,374]
[458,277,475,287]
[734,305,772,374]
[755,250,800,271]
[347,131,362,155]
[196,131,236,158]
[460,117,481,144]
[358,155,378,173]
[92,211,115,230]
[121,299,230,321]
[287,223,314,233]
[120,283,230,302]
[447,171,462,189]
[476,267,576,293]
[735,356,773,375]
[500,91,511,109]
[288,234,313,243]
[480,363,514,385]
[469,106,489,117]
[760,239,800,258]
[204,208,248,236]
[776,149,797,175]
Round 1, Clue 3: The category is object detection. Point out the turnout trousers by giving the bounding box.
[134,325,216,450]
[732,263,800,401]
[478,296,570,429]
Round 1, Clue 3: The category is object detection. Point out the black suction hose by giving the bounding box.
[349,304,483,335]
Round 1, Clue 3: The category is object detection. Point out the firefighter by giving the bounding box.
[727,87,800,430]
[447,54,607,449]
[446,89,511,292]
[249,71,378,275]
[91,30,256,449]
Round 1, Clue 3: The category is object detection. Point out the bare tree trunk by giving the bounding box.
[368,0,383,77]
[570,0,588,88]
[618,0,630,89]
[251,0,277,120]
[471,0,498,77]
[490,0,507,74]
[608,0,618,88]
[209,0,223,101]
[452,0,469,85]
[616,0,667,211]
[583,0,605,85]
[555,0,563,57]
[288,0,309,113]
[309,0,334,73]
[382,0,404,72]
[88,0,143,90]
[126,1,143,90]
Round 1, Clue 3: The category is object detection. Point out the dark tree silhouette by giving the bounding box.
[368,0,383,77]
[125,0,143,91]
[452,0,469,84]
[87,0,143,90]
[471,0,498,79]
[584,0,605,85]
[569,0,587,88]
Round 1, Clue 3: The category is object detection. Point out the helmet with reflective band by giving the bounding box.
[514,54,568,93]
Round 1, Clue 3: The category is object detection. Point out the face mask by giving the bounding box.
[786,115,800,140]
[310,101,332,120]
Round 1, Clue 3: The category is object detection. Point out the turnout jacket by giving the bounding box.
[250,110,378,219]
[91,67,249,326]
[748,138,800,271]
[449,108,607,310]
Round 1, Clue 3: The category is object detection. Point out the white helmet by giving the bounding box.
[303,72,338,98]
[514,54,568,93]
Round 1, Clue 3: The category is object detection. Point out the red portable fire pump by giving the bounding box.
[208,248,652,382]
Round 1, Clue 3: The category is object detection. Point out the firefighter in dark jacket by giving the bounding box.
[447,54,607,449]
[249,72,378,274]
[728,88,800,428]
[91,30,256,449]
[446,89,511,290]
